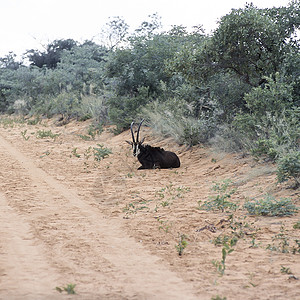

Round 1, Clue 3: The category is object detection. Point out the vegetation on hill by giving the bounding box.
[0,2,299,186]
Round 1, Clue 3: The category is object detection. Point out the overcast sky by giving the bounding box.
[0,0,292,58]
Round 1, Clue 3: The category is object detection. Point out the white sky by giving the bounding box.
[0,0,292,58]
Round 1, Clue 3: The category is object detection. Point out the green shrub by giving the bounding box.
[233,76,299,162]
[234,109,299,160]
[277,151,300,188]
[108,87,151,131]
[243,74,294,117]
[56,283,76,294]
[79,123,103,140]
[293,221,300,229]
[212,296,227,300]
[244,195,298,217]
[36,129,60,140]
[21,129,30,140]
[93,144,112,161]
[51,92,80,120]
[198,179,237,212]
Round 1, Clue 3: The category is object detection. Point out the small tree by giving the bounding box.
[100,17,129,50]
[0,52,21,70]
[26,39,77,68]
[206,2,300,87]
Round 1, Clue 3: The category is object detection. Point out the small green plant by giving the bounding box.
[87,124,97,140]
[212,237,236,276]
[211,215,258,250]
[79,123,103,140]
[71,148,81,158]
[93,144,112,161]
[248,273,258,287]
[281,266,292,274]
[212,258,225,276]
[157,184,190,199]
[157,217,171,233]
[79,134,91,141]
[228,215,260,240]
[267,226,290,253]
[0,117,15,128]
[293,221,300,229]
[198,179,237,212]
[21,129,30,140]
[123,200,150,217]
[292,239,300,254]
[244,194,298,217]
[249,238,260,248]
[0,116,25,128]
[161,200,169,207]
[27,116,41,125]
[36,129,60,140]
[56,283,76,294]
[212,296,227,300]
[155,184,190,210]
[123,203,136,215]
[84,146,92,160]
[175,234,188,256]
[89,123,103,138]
[212,234,231,246]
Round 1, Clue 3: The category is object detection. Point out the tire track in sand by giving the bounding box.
[0,192,59,300]
[0,132,197,299]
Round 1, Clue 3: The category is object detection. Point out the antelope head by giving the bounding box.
[126,119,145,157]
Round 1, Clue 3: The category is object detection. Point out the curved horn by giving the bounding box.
[136,119,144,143]
[130,121,136,143]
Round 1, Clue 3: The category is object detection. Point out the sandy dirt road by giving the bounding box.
[0,125,198,299]
[0,118,299,299]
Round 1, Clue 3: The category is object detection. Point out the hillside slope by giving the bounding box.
[0,117,299,299]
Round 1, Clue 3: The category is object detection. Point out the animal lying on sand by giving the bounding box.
[126,119,180,170]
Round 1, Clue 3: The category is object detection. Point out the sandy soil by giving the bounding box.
[0,116,299,300]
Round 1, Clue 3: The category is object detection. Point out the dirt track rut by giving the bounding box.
[0,132,197,299]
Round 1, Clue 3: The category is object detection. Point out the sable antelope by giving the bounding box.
[126,120,180,170]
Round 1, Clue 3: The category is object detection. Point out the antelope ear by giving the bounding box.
[140,137,145,144]
[126,140,133,145]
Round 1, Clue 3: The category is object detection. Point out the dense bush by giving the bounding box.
[234,76,299,159]
[108,86,152,132]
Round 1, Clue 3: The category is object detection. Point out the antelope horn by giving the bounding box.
[130,121,136,143]
[136,119,144,143]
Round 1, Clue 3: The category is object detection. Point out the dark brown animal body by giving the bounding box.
[126,120,180,170]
